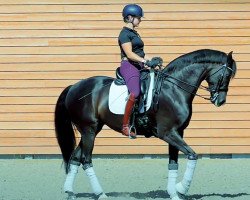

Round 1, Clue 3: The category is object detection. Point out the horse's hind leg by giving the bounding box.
[79,126,108,199]
[63,143,82,199]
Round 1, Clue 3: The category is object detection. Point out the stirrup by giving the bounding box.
[129,125,137,139]
[122,125,136,139]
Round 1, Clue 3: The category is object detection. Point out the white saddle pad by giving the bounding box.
[108,70,155,114]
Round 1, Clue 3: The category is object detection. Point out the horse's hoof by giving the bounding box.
[66,191,76,200]
[171,195,183,200]
[176,182,188,195]
[98,193,108,199]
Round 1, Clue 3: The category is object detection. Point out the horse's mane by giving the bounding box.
[163,49,228,75]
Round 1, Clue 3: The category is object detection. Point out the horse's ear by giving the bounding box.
[227,51,233,67]
[228,51,233,59]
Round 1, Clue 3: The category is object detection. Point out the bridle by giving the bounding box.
[160,63,234,102]
[208,63,233,103]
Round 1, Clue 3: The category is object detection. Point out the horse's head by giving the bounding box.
[206,51,237,107]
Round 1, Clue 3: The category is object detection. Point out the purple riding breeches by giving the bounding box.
[120,60,141,98]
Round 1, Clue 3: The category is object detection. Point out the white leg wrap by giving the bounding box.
[167,170,178,198]
[64,164,79,192]
[176,159,197,195]
[84,167,104,195]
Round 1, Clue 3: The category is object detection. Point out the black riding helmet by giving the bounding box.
[122,4,144,19]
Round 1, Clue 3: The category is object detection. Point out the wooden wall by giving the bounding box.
[0,0,249,155]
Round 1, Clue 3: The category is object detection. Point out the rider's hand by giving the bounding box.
[151,57,163,66]
[145,57,163,68]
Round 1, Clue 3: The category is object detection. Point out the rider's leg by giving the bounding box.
[120,60,140,138]
[122,93,136,137]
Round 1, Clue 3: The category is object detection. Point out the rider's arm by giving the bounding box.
[121,42,147,64]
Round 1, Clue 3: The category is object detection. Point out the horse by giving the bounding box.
[54,49,237,200]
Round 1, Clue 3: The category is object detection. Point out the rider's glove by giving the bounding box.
[145,57,163,68]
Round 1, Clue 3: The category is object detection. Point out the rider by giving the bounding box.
[119,4,162,138]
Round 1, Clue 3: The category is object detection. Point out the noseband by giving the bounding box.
[161,63,233,101]
[208,64,233,102]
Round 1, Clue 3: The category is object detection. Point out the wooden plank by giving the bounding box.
[0,63,117,71]
[199,80,250,88]
[0,71,115,80]
[1,145,249,154]
[1,93,246,105]
[0,137,250,147]
[0,103,249,113]
[192,104,250,112]
[0,105,54,112]
[0,0,247,5]
[1,20,250,29]
[0,79,249,89]
[207,146,250,154]
[93,145,250,154]
[0,95,249,105]
[1,37,250,47]
[0,61,249,71]
[0,45,250,54]
[194,95,250,104]
[1,29,250,38]
[0,130,56,138]
[0,96,58,104]
[91,129,250,138]
[0,146,62,154]
[53,37,250,46]
[1,12,250,22]
[85,102,250,112]
[0,120,249,130]
[0,113,54,122]
[191,112,250,121]
[1,85,250,96]
[1,111,250,122]
[0,54,248,64]
[0,0,248,4]
[0,129,249,138]
[197,87,250,95]
[0,4,249,13]
[0,80,76,88]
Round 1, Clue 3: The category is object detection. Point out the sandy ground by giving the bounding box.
[0,158,250,200]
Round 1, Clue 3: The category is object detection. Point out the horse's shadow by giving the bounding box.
[76,190,250,199]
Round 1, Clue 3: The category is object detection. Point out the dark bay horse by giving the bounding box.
[55,49,237,200]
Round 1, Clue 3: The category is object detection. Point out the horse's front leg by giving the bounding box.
[160,130,198,198]
[167,144,180,200]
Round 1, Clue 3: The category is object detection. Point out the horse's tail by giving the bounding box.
[54,85,75,173]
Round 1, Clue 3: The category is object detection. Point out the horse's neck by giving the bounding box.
[168,63,208,101]
[178,63,207,85]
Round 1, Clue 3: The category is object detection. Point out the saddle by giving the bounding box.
[115,67,151,113]
[109,67,164,137]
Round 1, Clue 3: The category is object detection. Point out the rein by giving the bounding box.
[159,63,232,101]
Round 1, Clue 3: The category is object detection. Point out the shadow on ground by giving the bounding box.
[76,190,250,199]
